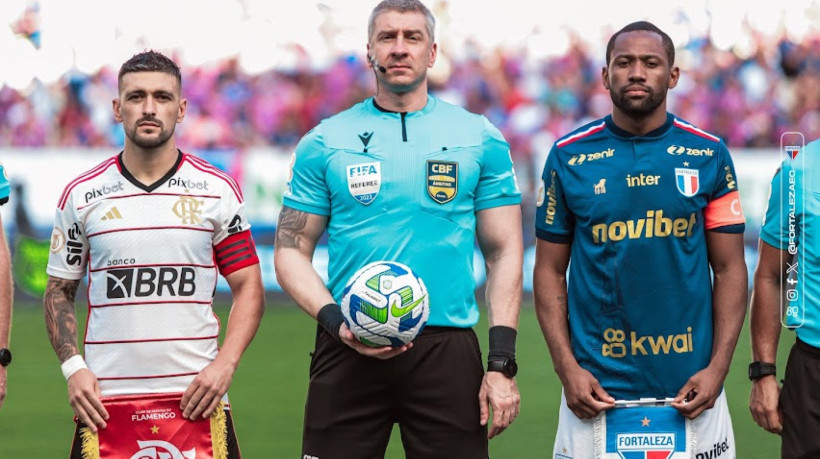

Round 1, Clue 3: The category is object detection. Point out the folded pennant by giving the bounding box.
[80,392,227,459]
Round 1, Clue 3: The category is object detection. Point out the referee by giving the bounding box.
[274,1,523,458]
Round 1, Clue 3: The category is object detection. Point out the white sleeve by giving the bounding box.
[47,193,88,280]
[212,180,251,246]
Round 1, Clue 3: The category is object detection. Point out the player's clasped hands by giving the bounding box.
[559,363,615,419]
[338,323,413,360]
[67,368,109,433]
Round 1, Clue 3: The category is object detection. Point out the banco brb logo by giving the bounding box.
[130,440,195,459]
[173,196,204,224]
[106,267,196,299]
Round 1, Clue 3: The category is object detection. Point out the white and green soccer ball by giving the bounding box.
[340,261,429,347]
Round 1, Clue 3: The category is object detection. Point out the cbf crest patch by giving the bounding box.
[427,161,458,204]
[347,162,381,205]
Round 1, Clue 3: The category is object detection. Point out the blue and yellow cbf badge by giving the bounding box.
[427,161,458,204]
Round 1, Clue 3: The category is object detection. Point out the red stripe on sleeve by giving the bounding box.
[214,230,259,276]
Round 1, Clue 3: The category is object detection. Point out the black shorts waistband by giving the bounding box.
[419,325,470,336]
[796,336,820,358]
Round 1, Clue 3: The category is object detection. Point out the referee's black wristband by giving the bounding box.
[317,303,345,341]
[488,326,517,360]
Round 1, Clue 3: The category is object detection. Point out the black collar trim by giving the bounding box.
[372,99,407,114]
[118,150,183,192]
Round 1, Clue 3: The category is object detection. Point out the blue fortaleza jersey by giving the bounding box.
[760,139,820,347]
[535,114,745,399]
[284,95,521,328]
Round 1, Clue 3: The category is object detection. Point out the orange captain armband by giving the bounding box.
[704,190,745,230]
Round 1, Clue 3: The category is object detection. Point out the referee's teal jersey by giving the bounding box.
[760,139,820,346]
[283,95,521,328]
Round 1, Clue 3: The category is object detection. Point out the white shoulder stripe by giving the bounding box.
[556,121,606,148]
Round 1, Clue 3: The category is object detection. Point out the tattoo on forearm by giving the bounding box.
[44,278,81,362]
[275,207,308,250]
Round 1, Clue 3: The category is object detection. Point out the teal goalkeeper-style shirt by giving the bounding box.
[760,139,820,347]
[535,114,746,399]
[283,95,521,328]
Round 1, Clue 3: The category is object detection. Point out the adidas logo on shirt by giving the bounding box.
[101,207,122,220]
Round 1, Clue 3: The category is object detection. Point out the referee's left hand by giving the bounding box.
[479,371,520,439]
[181,359,235,420]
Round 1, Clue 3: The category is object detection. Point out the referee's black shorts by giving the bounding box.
[69,409,241,458]
[302,325,488,459]
[781,337,820,459]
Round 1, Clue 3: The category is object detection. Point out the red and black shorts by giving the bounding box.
[301,325,488,459]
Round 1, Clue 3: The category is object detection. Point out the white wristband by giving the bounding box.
[61,355,88,380]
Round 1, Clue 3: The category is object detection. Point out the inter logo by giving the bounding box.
[427,161,458,204]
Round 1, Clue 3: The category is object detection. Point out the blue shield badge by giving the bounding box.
[427,160,458,204]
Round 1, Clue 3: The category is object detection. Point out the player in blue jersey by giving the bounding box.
[750,139,820,457]
[533,21,748,458]
[274,1,522,457]
[0,163,12,409]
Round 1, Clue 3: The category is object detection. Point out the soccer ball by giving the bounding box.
[340,261,429,347]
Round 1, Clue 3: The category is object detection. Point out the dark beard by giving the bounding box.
[610,85,666,118]
[126,124,174,149]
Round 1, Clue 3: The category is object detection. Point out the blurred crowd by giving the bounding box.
[0,33,817,169]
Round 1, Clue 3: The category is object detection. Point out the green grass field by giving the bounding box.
[0,301,791,457]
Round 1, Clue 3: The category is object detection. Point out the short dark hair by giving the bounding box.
[606,21,675,66]
[368,0,435,43]
[118,50,181,89]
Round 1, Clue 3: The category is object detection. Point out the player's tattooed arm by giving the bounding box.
[44,276,81,362]
[275,206,326,255]
[275,206,309,250]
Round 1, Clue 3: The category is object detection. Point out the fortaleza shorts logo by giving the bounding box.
[347,162,381,205]
[427,160,458,204]
[616,433,675,458]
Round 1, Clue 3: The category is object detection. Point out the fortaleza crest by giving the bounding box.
[674,168,699,197]
[427,160,458,204]
[603,405,689,459]
[346,162,381,205]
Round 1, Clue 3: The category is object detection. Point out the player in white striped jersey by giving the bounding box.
[44,51,264,458]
